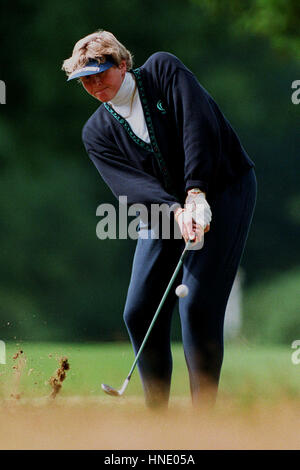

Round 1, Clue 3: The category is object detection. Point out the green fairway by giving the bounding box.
[0,341,299,404]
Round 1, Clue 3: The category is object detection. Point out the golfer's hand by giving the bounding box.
[175,208,208,244]
[185,188,212,230]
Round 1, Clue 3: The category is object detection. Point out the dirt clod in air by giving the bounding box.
[11,350,27,400]
[10,393,21,400]
[48,357,70,399]
[13,350,23,360]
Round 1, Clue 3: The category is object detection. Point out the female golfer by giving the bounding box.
[62,30,256,408]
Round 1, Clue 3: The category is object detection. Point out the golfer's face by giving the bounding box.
[80,61,126,102]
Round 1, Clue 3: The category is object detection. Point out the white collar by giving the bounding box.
[109,72,136,107]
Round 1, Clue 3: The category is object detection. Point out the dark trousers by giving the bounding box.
[123,168,257,407]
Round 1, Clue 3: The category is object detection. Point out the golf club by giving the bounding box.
[101,238,194,397]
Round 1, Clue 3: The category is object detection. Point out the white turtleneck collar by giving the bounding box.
[107,71,151,144]
[109,72,136,107]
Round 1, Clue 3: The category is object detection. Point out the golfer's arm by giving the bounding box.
[85,145,179,209]
[166,69,220,195]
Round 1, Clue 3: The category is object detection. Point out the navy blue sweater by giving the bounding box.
[82,52,254,207]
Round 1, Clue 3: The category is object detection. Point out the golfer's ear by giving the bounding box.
[118,60,127,71]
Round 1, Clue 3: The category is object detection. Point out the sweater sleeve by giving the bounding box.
[165,67,221,194]
[82,123,179,209]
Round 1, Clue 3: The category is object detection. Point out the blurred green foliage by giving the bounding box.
[194,0,300,60]
[243,268,300,344]
[0,0,299,342]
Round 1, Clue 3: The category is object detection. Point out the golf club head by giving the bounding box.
[101,383,121,397]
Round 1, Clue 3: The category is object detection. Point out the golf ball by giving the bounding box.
[175,284,189,298]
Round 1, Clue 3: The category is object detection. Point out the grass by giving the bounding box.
[0,340,299,405]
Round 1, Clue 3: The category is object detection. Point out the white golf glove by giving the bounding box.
[185,188,212,229]
[174,189,212,247]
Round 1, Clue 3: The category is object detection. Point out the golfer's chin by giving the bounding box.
[94,88,114,103]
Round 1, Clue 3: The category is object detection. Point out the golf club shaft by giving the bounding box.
[126,239,193,381]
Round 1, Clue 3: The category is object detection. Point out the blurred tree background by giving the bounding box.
[0,0,299,343]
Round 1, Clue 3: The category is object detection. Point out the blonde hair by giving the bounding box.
[62,30,133,77]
